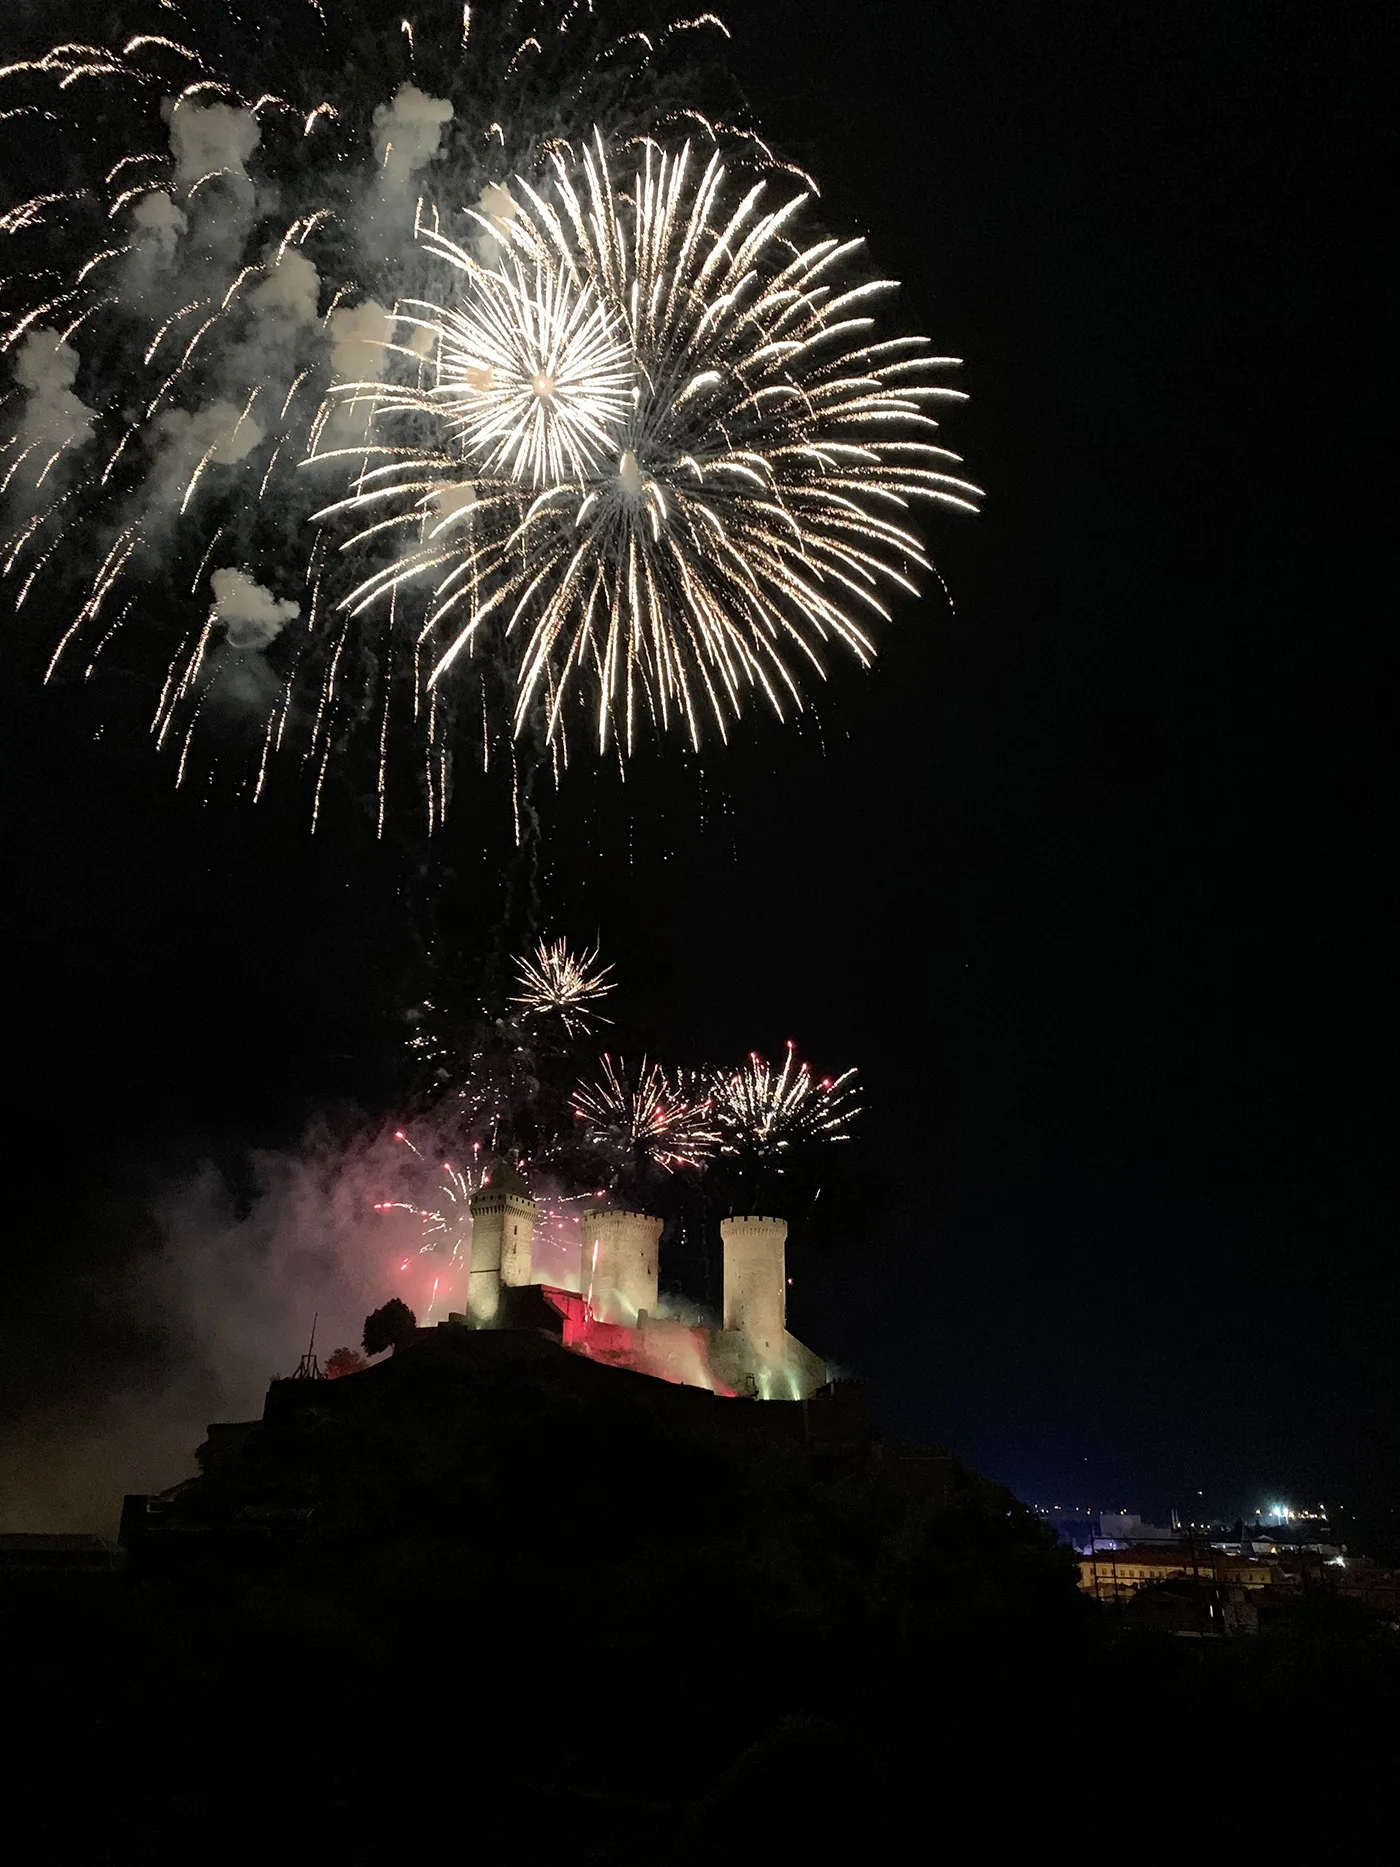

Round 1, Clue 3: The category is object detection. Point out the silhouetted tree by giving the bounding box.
[362,1299,416,1358]
[325,1346,368,1379]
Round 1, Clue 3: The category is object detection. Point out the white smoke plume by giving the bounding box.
[165,97,261,190]
[153,393,263,463]
[471,179,523,265]
[432,482,479,524]
[0,1117,418,1535]
[142,398,264,520]
[246,248,321,327]
[328,299,395,383]
[130,188,188,258]
[11,329,97,461]
[371,81,453,190]
[319,299,395,446]
[153,397,264,468]
[210,566,299,651]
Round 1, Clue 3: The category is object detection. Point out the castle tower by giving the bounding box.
[721,1215,788,1364]
[581,1210,662,1324]
[467,1159,537,1324]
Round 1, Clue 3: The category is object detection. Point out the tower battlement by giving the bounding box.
[456,1165,824,1398]
[467,1163,538,1323]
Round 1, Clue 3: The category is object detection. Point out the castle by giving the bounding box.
[458,1160,830,1401]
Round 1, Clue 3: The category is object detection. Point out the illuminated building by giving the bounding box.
[580,1209,662,1323]
[1077,1545,1276,1602]
[465,1159,538,1324]
[455,1164,830,1401]
[721,1216,788,1362]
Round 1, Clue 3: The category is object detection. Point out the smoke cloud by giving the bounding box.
[472,180,523,265]
[138,399,265,526]
[130,188,188,259]
[11,328,97,459]
[432,482,479,526]
[0,1118,416,1535]
[319,299,396,445]
[153,398,264,469]
[328,299,394,384]
[371,82,454,189]
[210,566,299,650]
[165,98,261,190]
[246,248,321,327]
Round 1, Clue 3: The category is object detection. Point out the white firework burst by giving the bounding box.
[420,247,636,487]
[710,1042,859,1159]
[512,935,615,1033]
[313,128,980,757]
[0,3,746,818]
[572,1053,717,1172]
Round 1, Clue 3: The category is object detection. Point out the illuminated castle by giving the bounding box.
[458,1161,830,1401]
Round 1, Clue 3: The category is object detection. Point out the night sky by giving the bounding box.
[1,1,1392,1530]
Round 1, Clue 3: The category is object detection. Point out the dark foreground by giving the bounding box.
[5,1331,1395,1859]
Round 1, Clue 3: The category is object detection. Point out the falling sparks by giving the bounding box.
[374,1132,483,1313]
[2,3,974,818]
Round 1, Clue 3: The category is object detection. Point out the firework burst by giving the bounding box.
[0,3,744,819]
[512,934,615,1032]
[710,1041,859,1161]
[572,1052,717,1172]
[419,251,636,487]
[317,129,980,760]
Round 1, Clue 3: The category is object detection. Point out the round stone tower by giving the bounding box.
[581,1209,662,1324]
[721,1215,788,1363]
[467,1159,537,1324]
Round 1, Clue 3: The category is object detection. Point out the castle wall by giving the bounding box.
[721,1215,788,1364]
[581,1210,662,1323]
[468,1185,539,1324]
[498,1196,537,1288]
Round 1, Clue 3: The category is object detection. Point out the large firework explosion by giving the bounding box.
[2,1,976,821]
[0,2,748,819]
[320,130,979,763]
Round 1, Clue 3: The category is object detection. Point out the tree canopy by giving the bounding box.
[362,1299,416,1358]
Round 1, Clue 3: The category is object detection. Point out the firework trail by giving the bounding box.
[710,1040,859,1161]
[572,1052,717,1172]
[512,934,614,1032]
[375,1127,481,1262]
[316,129,980,762]
[372,1128,483,1316]
[0,2,744,821]
[374,1125,602,1311]
[377,947,859,1303]
[404,942,859,1184]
